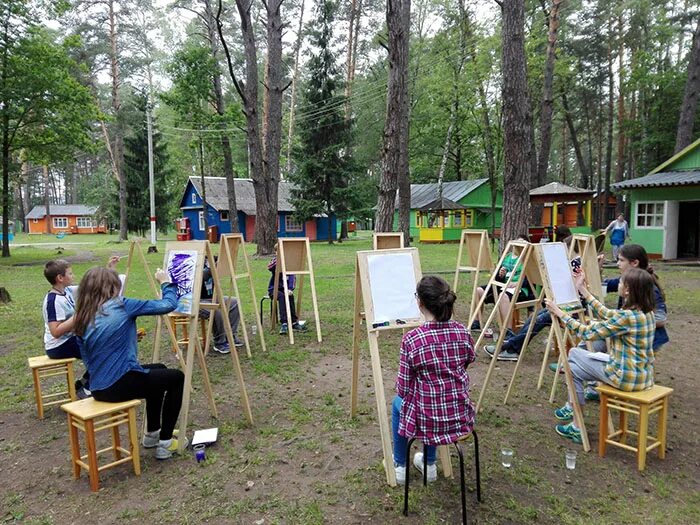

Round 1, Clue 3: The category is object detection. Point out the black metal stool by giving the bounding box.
[403,430,481,525]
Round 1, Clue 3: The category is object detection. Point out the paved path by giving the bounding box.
[9,242,95,247]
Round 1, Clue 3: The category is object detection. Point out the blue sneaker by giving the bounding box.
[213,343,230,354]
[584,388,600,402]
[554,404,574,421]
[555,422,582,444]
[279,323,289,335]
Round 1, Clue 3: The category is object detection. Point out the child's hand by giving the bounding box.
[498,267,506,278]
[545,299,564,318]
[574,271,588,294]
[107,256,121,269]
[155,268,169,284]
[137,328,146,342]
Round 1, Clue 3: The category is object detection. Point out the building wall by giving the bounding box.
[27,215,105,234]
[666,148,700,170]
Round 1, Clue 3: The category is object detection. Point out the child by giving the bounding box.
[199,257,243,354]
[603,213,630,260]
[73,267,185,460]
[267,245,307,335]
[42,257,119,398]
[546,267,656,444]
[392,276,476,484]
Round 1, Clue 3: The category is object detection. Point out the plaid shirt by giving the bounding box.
[396,320,476,445]
[562,297,655,391]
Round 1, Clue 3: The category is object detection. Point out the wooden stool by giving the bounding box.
[61,398,142,491]
[168,313,207,347]
[27,356,77,419]
[597,384,673,471]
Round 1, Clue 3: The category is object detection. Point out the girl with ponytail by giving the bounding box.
[391,276,476,485]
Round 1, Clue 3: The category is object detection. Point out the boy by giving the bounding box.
[198,257,244,354]
[268,246,307,335]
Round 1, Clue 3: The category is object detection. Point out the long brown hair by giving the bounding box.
[621,268,655,314]
[416,275,457,322]
[619,244,665,301]
[73,267,122,336]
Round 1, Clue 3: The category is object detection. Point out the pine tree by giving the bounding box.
[119,94,174,236]
[289,0,354,244]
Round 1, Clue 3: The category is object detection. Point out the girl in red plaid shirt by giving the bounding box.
[392,276,476,485]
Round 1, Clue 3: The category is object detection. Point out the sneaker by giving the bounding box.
[143,429,179,449]
[554,404,574,421]
[279,323,289,335]
[584,388,600,402]
[413,452,437,482]
[555,422,582,444]
[213,343,231,354]
[292,321,308,332]
[76,386,92,400]
[548,363,565,374]
[155,436,189,460]
[395,465,406,485]
[484,345,519,361]
[233,339,245,348]
[470,320,481,331]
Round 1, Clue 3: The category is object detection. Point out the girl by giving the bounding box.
[392,276,476,484]
[603,213,630,260]
[546,267,656,444]
[73,267,185,460]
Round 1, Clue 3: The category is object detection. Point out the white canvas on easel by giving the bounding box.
[367,252,421,323]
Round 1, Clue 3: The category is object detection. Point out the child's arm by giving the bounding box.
[123,269,177,317]
[561,309,630,342]
[653,287,667,328]
[396,340,414,399]
[48,316,75,339]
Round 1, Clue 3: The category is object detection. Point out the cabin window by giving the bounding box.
[453,212,462,227]
[77,217,93,228]
[191,193,197,204]
[198,211,205,231]
[53,217,68,229]
[636,202,664,228]
[32,219,38,223]
[220,211,229,221]
[285,215,303,232]
[464,210,474,227]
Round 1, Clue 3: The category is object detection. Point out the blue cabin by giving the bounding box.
[179,177,337,242]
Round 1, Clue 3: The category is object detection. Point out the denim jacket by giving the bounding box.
[78,283,178,391]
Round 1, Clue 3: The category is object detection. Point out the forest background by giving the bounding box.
[1,0,699,256]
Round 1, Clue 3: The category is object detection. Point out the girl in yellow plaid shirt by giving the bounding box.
[546,268,656,444]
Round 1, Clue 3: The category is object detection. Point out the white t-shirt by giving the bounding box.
[43,286,79,350]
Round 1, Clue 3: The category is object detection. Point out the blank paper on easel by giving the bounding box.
[541,243,579,306]
[367,253,421,323]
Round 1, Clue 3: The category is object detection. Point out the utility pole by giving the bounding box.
[146,96,157,252]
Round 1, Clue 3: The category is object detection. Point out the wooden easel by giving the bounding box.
[161,241,253,452]
[453,230,494,321]
[468,240,540,411]
[350,248,453,486]
[123,241,216,441]
[271,237,322,344]
[373,232,404,250]
[217,233,266,357]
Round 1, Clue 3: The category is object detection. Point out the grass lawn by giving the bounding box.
[1,233,699,524]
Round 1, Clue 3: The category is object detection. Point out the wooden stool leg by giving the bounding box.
[67,413,81,479]
[598,394,608,457]
[112,422,122,461]
[32,368,44,419]
[128,407,141,476]
[619,410,628,445]
[658,398,669,460]
[85,419,100,492]
[637,404,650,471]
[66,362,77,401]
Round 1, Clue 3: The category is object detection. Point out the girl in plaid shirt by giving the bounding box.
[392,276,476,485]
[546,267,656,444]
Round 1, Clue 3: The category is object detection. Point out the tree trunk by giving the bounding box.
[1,116,9,257]
[615,24,626,216]
[285,0,305,176]
[44,165,52,234]
[376,0,411,236]
[562,93,590,189]
[604,21,614,225]
[259,0,285,255]
[198,135,209,233]
[108,0,127,241]
[560,117,567,184]
[501,0,535,246]
[344,0,361,119]
[675,17,700,153]
[535,0,562,186]
[204,0,239,233]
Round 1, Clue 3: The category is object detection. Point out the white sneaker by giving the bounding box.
[143,429,179,448]
[155,436,189,460]
[395,465,406,485]
[413,452,437,482]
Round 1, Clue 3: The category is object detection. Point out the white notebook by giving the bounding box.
[192,427,218,446]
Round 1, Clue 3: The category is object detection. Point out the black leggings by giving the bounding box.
[92,364,184,440]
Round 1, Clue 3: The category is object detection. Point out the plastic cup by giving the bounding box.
[565,450,577,470]
[501,448,513,468]
[194,444,206,463]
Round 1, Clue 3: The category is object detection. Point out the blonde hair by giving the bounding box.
[73,267,122,336]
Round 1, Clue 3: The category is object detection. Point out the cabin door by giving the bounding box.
[677,201,700,258]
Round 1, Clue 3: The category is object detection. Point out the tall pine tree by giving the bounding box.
[119,94,174,236]
[289,0,354,244]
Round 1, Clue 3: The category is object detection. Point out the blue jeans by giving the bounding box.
[392,395,436,466]
[504,310,552,354]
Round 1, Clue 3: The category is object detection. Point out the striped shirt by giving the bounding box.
[562,297,655,392]
[396,320,476,445]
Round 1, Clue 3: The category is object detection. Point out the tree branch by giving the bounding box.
[216,0,247,105]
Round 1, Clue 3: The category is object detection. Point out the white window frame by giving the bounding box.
[220,210,229,221]
[285,215,303,232]
[32,218,38,223]
[53,217,68,229]
[635,201,665,229]
[191,192,197,204]
[76,216,93,228]
[198,211,205,231]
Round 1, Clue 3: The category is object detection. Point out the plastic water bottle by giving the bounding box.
[251,324,257,336]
